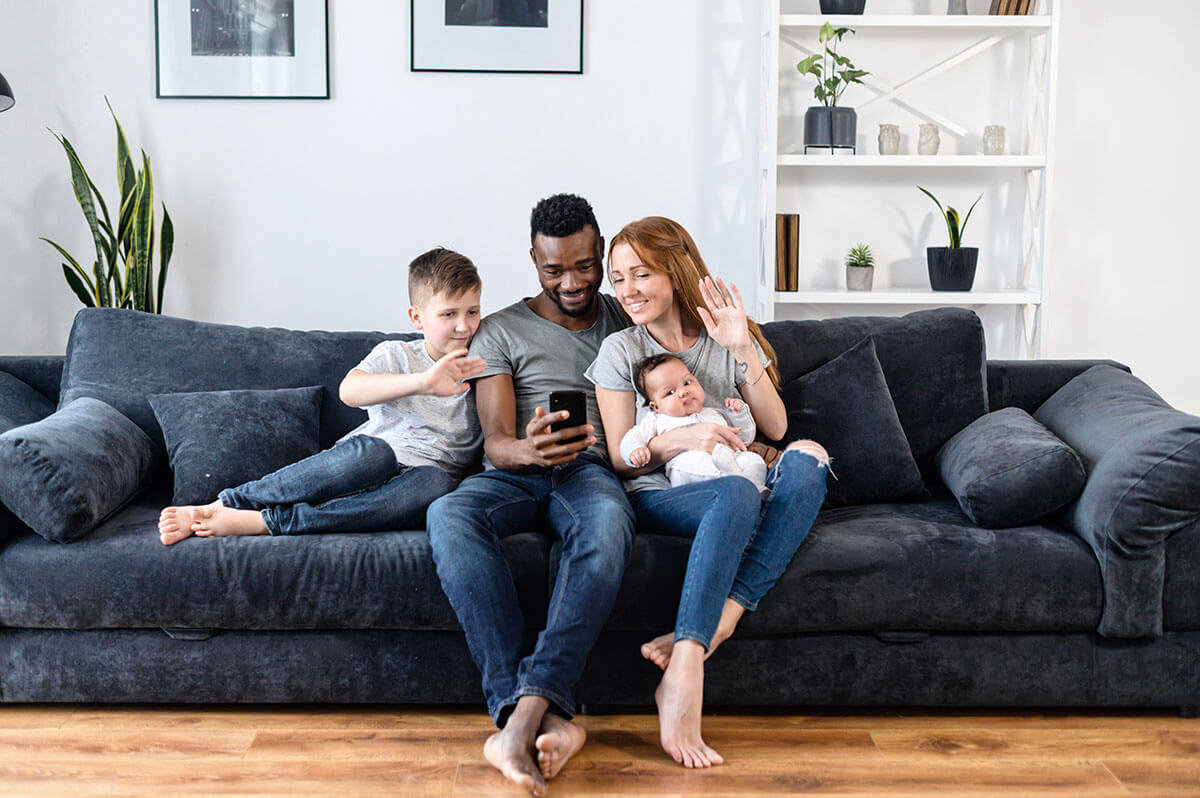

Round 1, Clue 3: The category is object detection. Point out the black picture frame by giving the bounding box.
[411,0,583,74]
[155,0,330,99]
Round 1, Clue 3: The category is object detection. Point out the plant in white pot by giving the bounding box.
[796,22,869,153]
[845,243,874,291]
[918,186,982,291]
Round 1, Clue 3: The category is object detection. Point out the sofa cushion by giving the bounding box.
[763,308,988,479]
[0,490,551,631]
[937,407,1086,528]
[150,386,323,505]
[781,337,924,506]
[600,499,1103,636]
[1035,365,1200,638]
[0,398,156,543]
[0,371,56,433]
[58,308,415,451]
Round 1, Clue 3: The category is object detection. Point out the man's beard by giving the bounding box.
[551,286,597,318]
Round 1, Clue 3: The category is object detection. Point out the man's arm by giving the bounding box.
[475,374,594,470]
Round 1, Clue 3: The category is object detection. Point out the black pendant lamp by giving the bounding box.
[0,71,13,112]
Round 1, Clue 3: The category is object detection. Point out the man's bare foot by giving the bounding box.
[535,713,586,780]
[190,503,268,538]
[655,640,724,768]
[483,696,550,796]
[158,504,211,545]
[640,599,748,670]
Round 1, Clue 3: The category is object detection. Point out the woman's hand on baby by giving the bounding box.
[657,422,746,457]
[424,349,487,396]
[696,276,752,353]
[725,397,745,413]
[629,446,652,467]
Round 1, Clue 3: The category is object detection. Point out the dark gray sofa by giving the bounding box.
[0,307,1197,715]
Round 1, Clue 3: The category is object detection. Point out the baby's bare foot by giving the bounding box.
[535,714,586,780]
[191,504,268,538]
[158,505,204,545]
[641,632,675,671]
[484,727,547,796]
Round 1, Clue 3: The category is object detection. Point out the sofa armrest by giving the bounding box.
[987,359,1129,414]
[1034,366,1200,638]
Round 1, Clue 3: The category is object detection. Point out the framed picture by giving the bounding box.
[155,0,330,99]
[411,1,583,74]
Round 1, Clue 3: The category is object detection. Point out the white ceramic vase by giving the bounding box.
[918,123,940,156]
[877,124,900,155]
[983,125,1006,155]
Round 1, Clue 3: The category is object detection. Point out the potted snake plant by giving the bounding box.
[796,23,869,153]
[919,186,981,291]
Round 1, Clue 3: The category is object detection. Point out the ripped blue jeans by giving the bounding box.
[629,448,829,648]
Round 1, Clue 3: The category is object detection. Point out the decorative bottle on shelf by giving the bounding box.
[877,124,900,155]
[918,124,940,156]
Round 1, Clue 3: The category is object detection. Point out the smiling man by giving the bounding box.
[426,194,634,795]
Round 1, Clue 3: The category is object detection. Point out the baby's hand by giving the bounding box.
[629,446,651,468]
[725,397,745,413]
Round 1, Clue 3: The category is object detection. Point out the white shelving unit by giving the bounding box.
[757,1,1061,358]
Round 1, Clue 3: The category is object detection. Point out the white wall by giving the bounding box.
[0,0,761,343]
[2,0,1198,413]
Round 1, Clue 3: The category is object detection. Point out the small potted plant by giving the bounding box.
[820,0,867,12]
[918,186,981,291]
[796,22,869,152]
[845,243,874,291]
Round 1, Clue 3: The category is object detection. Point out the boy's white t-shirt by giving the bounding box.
[338,339,482,481]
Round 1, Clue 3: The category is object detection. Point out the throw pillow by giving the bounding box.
[0,397,156,543]
[149,386,323,505]
[936,407,1086,528]
[780,337,925,507]
[0,371,55,434]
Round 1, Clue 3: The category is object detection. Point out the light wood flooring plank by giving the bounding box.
[872,728,1200,761]
[0,729,256,760]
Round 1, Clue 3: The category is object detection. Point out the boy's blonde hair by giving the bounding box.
[408,247,481,308]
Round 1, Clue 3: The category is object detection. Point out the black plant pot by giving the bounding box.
[820,0,867,12]
[927,247,979,291]
[803,106,857,152]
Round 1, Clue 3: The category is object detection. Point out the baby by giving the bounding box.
[620,353,768,491]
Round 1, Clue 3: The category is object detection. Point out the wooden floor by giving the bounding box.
[0,705,1197,795]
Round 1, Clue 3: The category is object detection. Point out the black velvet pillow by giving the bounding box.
[149,386,322,505]
[0,397,156,543]
[936,407,1086,528]
[0,371,56,433]
[781,337,925,507]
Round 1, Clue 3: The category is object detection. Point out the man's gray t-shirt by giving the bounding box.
[469,294,629,468]
[338,338,482,481]
[585,325,769,493]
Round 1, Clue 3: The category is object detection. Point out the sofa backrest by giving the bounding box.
[58,309,418,451]
[761,307,988,470]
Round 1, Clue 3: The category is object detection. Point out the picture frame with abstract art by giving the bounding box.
[411,1,583,74]
[155,0,330,99]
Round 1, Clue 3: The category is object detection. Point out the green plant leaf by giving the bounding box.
[106,97,136,204]
[796,54,821,75]
[819,22,835,43]
[157,205,173,314]
[946,206,962,248]
[918,185,957,248]
[131,153,155,311]
[61,264,97,307]
[958,193,984,244]
[53,132,112,307]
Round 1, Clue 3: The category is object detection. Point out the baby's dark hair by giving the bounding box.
[633,353,686,400]
[530,193,601,245]
[408,247,481,308]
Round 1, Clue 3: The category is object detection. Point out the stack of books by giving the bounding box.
[775,214,799,292]
[988,0,1035,13]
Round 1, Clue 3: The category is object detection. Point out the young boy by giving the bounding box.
[158,247,486,544]
[621,353,767,491]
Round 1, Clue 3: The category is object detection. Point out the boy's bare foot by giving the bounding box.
[190,503,268,538]
[158,505,206,545]
[641,599,747,670]
[535,713,587,780]
[655,640,723,768]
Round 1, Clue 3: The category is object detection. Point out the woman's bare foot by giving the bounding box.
[640,599,748,671]
[483,695,549,796]
[534,713,586,780]
[158,503,215,545]
[189,503,269,538]
[655,640,723,768]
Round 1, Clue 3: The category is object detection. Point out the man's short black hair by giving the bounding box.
[530,193,601,245]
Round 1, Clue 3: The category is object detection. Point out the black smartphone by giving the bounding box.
[548,390,588,445]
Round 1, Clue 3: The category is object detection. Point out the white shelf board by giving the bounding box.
[778,154,1046,168]
[780,14,1051,30]
[774,289,1041,305]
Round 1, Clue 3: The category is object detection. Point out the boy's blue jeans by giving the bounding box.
[426,453,634,726]
[629,449,828,649]
[218,434,457,534]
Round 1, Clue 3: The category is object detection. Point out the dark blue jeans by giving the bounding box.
[219,434,457,534]
[629,449,828,648]
[426,453,634,726]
